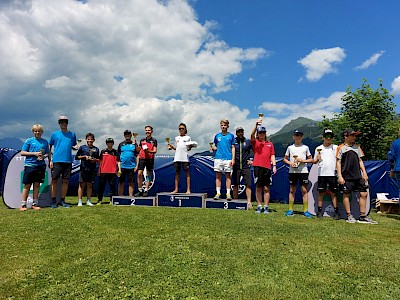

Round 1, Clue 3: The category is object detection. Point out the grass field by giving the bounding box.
[1,198,399,300]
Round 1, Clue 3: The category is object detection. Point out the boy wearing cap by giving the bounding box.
[313,129,339,219]
[135,126,157,197]
[250,122,276,214]
[336,129,377,224]
[20,124,49,211]
[97,138,120,204]
[75,133,100,206]
[232,126,253,208]
[48,116,77,208]
[168,123,192,194]
[118,130,139,196]
[283,130,313,217]
[210,119,235,200]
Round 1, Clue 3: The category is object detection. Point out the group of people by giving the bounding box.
[19,115,378,224]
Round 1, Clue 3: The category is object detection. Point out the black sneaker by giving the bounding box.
[317,210,323,218]
[134,191,143,197]
[333,211,340,220]
[142,191,148,197]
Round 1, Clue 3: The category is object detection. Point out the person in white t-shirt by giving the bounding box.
[283,130,313,218]
[313,129,339,219]
[168,123,192,194]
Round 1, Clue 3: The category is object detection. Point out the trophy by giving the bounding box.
[166,137,171,150]
[209,142,214,153]
[39,148,44,161]
[293,155,299,168]
[316,148,323,162]
[258,113,264,125]
[133,132,138,138]
[89,149,94,160]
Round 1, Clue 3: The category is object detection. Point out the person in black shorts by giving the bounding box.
[337,129,377,224]
[75,133,100,206]
[135,126,157,197]
[232,127,253,208]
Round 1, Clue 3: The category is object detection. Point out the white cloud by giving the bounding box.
[354,50,385,70]
[297,47,346,81]
[258,91,345,134]
[0,0,267,151]
[392,76,400,95]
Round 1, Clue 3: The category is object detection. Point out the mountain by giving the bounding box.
[0,137,23,150]
[269,117,323,157]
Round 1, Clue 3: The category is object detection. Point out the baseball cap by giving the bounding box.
[58,116,68,123]
[236,126,244,132]
[106,138,114,143]
[344,128,361,136]
[257,126,267,132]
[124,129,132,135]
[293,130,303,136]
[322,129,334,138]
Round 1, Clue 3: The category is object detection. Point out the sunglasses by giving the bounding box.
[324,135,333,139]
[179,128,185,130]
[59,120,68,124]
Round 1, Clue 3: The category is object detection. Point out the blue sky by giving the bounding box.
[0,0,399,152]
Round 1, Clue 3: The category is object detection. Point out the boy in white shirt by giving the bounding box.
[283,130,313,218]
[313,129,339,219]
[168,123,192,194]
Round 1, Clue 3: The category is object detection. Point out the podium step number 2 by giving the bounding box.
[112,196,155,206]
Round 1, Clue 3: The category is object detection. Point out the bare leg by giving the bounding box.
[255,186,262,206]
[264,185,270,206]
[61,179,69,198]
[87,182,93,199]
[342,193,351,214]
[128,182,134,196]
[137,170,143,191]
[185,169,191,194]
[172,171,180,193]
[233,185,239,199]
[359,191,368,216]
[301,184,308,212]
[118,182,124,196]
[289,185,296,211]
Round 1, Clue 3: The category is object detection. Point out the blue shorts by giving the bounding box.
[23,165,46,184]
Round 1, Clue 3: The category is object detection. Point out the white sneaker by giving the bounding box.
[86,200,94,207]
[77,200,83,207]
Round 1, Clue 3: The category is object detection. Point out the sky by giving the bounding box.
[1,0,399,153]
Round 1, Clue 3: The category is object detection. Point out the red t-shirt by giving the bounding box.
[139,137,157,159]
[99,148,119,174]
[251,139,275,168]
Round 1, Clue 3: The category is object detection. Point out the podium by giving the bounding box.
[112,196,155,206]
[205,199,248,210]
[156,193,206,208]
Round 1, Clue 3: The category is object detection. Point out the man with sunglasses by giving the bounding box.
[313,129,339,219]
[48,116,77,208]
[168,123,192,194]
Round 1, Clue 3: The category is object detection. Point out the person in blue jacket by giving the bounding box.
[389,129,400,204]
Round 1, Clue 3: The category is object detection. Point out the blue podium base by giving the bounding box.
[157,193,206,208]
[205,199,248,210]
[112,196,155,206]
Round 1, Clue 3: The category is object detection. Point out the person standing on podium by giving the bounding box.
[168,123,192,194]
[250,120,276,214]
[210,119,235,200]
[232,126,253,209]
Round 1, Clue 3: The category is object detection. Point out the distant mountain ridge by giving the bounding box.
[269,117,323,157]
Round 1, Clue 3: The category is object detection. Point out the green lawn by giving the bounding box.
[1,198,399,299]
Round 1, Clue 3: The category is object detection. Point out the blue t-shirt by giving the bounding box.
[49,130,77,163]
[118,141,137,169]
[22,137,49,167]
[214,132,235,160]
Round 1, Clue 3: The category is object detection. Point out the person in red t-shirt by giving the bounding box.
[135,126,158,197]
[250,121,276,214]
[97,138,120,204]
